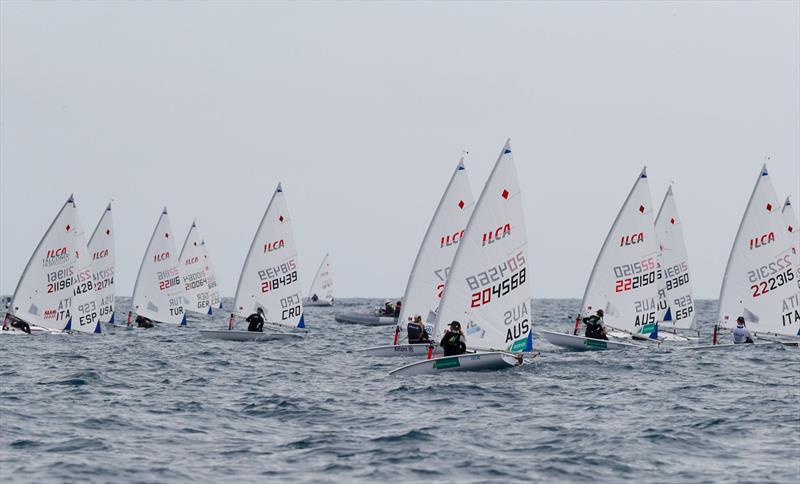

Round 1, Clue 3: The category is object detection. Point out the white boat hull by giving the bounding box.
[389,351,522,376]
[356,344,442,358]
[305,299,334,307]
[334,313,397,326]
[199,330,304,342]
[676,341,783,351]
[1,325,65,336]
[541,330,641,351]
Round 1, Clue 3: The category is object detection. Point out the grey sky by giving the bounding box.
[1,1,798,299]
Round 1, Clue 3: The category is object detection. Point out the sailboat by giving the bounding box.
[653,187,697,340]
[131,207,186,326]
[390,140,531,375]
[715,165,799,342]
[358,157,473,357]
[4,195,102,335]
[179,221,215,315]
[89,203,116,328]
[200,183,307,341]
[200,239,222,311]
[541,168,658,351]
[305,253,335,306]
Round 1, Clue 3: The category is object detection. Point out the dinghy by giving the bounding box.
[4,195,102,335]
[542,167,661,350]
[334,312,397,326]
[305,253,335,306]
[716,165,799,343]
[201,240,222,310]
[357,157,473,357]
[540,331,642,351]
[653,187,697,341]
[179,221,216,315]
[200,183,307,342]
[390,140,531,375]
[88,203,116,328]
[132,207,187,326]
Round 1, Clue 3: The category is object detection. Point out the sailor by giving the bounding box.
[246,307,265,332]
[135,315,154,329]
[311,294,319,302]
[732,317,754,344]
[440,321,467,356]
[11,319,31,334]
[583,309,608,340]
[394,301,402,318]
[4,314,31,334]
[382,300,394,316]
[407,315,430,344]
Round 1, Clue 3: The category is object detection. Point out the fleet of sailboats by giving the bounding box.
[2,150,797,364]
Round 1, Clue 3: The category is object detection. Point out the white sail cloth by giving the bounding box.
[434,140,532,352]
[396,158,474,340]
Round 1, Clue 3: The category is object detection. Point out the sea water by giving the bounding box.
[1,298,798,483]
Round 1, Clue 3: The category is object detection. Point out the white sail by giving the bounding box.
[88,203,115,325]
[580,167,660,336]
[10,195,101,333]
[782,196,799,285]
[717,165,799,337]
[179,221,214,315]
[201,240,222,310]
[434,140,532,352]
[132,207,186,325]
[396,158,474,340]
[70,207,102,334]
[233,183,305,329]
[654,187,696,330]
[307,253,334,303]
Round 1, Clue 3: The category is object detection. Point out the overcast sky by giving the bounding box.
[1,1,798,299]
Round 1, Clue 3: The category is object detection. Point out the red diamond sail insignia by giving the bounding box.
[639,205,645,213]
[66,224,71,231]
[501,189,509,199]
[670,217,675,224]
[279,215,284,223]
[458,200,464,209]
[766,203,773,212]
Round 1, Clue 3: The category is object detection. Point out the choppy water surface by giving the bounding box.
[1,298,798,483]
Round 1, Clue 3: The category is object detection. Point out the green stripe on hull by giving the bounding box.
[584,338,608,349]
[434,357,461,369]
